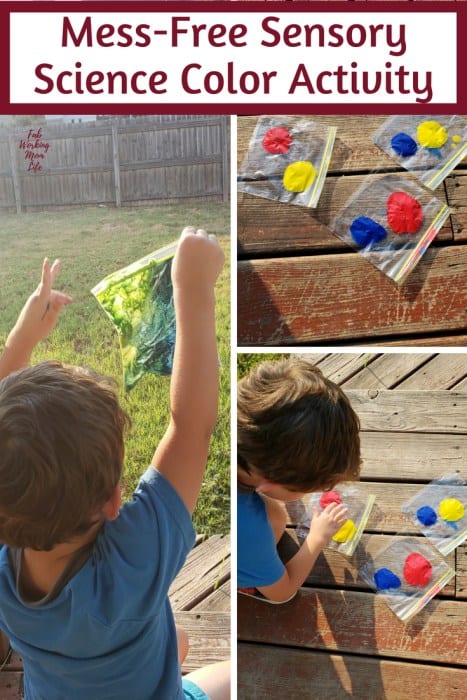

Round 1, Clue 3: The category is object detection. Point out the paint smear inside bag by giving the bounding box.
[386,191,424,234]
[373,116,467,191]
[297,485,376,557]
[439,498,465,522]
[237,116,337,208]
[349,216,387,246]
[319,491,342,508]
[416,505,438,526]
[262,126,293,154]
[282,161,317,192]
[332,519,357,543]
[403,553,433,586]
[374,568,402,590]
[401,475,467,555]
[417,120,448,149]
[391,132,418,157]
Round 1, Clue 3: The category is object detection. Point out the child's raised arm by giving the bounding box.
[0,258,72,380]
[151,227,225,515]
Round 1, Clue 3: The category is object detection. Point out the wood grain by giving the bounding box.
[174,611,230,674]
[237,588,466,664]
[237,644,467,700]
[347,389,467,433]
[238,246,467,344]
[169,535,230,611]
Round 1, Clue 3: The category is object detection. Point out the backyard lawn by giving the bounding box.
[0,202,231,535]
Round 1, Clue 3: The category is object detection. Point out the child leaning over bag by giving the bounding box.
[237,357,361,604]
[0,229,230,700]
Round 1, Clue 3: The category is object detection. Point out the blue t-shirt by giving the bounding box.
[237,488,285,589]
[0,467,195,700]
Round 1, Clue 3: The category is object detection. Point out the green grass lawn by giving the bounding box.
[0,203,231,536]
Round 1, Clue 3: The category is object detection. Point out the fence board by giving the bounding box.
[0,117,229,211]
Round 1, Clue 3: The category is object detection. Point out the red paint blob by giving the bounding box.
[262,127,293,154]
[387,191,424,234]
[403,553,433,586]
[319,491,342,508]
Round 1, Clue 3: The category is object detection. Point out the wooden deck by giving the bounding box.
[237,115,467,346]
[0,534,230,698]
[237,353,467,699]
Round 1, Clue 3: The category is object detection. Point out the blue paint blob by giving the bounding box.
[416,505,437,527]
[350,216,387,247]
[391,132,418,157]
[426,147,443,159]
[444,520,459,531]
[374,568,402,591]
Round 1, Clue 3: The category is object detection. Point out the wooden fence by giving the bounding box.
[0,116,229,212]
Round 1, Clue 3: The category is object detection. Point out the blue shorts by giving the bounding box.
[182,677,210,700]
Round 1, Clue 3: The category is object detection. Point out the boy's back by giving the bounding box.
[0,465,193,699]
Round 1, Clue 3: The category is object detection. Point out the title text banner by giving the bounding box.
[9,8,457,107]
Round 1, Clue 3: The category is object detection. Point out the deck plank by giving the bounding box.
[359,432,467,480]
[456,544,467,600]
[347,389,467,434]
[302,353,379,385]
[237,644,467,700]
[395,354,467,389]
[175,611,230,674]
[238,246,467,345]
[238,588,466,664]
[169,534,230,611]
[445,171,467,242]
[0,672,22,699]
[193,581,231,613]
[341,353,433,389]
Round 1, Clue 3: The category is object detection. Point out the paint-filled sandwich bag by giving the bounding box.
[332,174,451,284]
[359,537,455,622]
[296,484,376,557]
[373,115,467,191]
[237,116,336,208]
[401,473,467,556]
[92,242,177,391]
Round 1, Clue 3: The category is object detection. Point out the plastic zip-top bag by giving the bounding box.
[237,116,336,208]
[296,484,376,557]
[401,473,467,556]
[92,242,177,391]
[332,174,451,284]
[359,537,455,622]
[373,115,467,191]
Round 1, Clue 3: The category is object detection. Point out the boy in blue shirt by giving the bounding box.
[0,229,229,699]
[237,357,361,604]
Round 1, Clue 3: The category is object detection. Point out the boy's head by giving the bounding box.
[0,361,131,551]
[237,358,361,496]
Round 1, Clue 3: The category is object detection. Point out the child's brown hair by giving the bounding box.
[238,358,361,492]
[0,361,131,550]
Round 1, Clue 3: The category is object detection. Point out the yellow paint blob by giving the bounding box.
[452,134,462,143]
[439,498,465,522]
[283,161,317,193]
[417,121,448,149]
[332,519,357,543]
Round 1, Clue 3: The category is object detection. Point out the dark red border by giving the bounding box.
[1,1,465,115]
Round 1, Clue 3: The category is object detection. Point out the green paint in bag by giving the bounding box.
[92,242,177,391]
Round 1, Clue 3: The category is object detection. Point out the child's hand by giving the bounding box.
[171,227,224,296]
[307,503,349,547]
[8,258,72,351]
